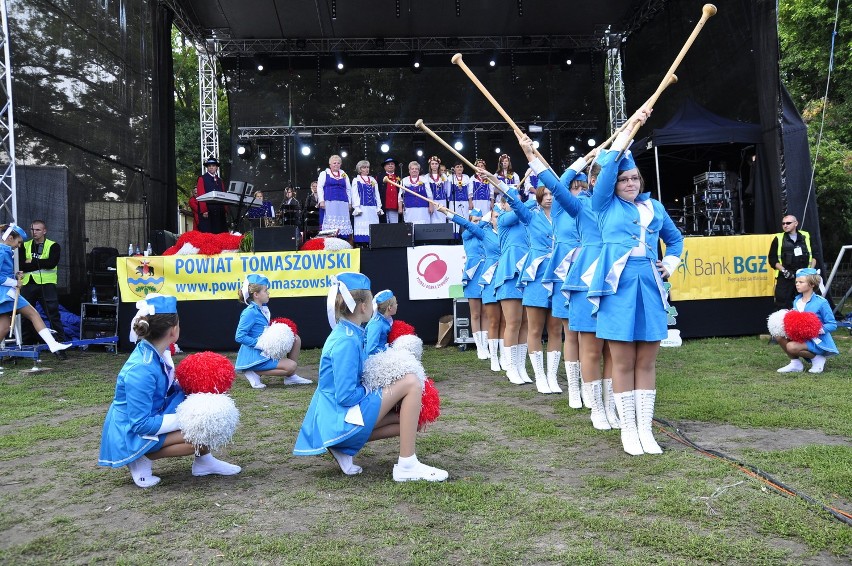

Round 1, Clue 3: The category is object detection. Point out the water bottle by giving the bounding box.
[135,244,141,255]
[91,286,98,304]
[128,243,134,256]
[146,242,153,257]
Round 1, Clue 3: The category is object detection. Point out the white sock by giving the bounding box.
[127,455,160,488]
[397,454,419,469]
[329,448,362,475]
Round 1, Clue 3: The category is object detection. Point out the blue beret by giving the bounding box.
[12,225,27,241]
[574,172,588,183]
[469,208,483,218]
[618,150,637,172]
[145,294,178,314]
[374,289,395,304]
[246,273,270,287]
[795,268,819,277]
[336,272,371,292]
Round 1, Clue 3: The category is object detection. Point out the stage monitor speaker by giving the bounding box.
[149,229,177,255]
[254,226,300,252]
[413,223,454,243]
[369,222,413,249]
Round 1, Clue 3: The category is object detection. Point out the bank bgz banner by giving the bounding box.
[667,235,775,301]
[407,245,466,300]
[117,250,361,301]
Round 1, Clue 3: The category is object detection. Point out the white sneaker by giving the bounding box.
[777,360,803,373]
[192,454,241,476]
[244,370,266,389]
[393,461,448,482]
[283,374,313,385]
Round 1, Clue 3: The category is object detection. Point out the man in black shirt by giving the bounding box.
[19,220,67,359]
[767,215,817,308]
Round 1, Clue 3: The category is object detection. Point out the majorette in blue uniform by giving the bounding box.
[365,289,395,356]
[0,225,33,314]
[540,169,583,320]
[98,296,184,468]
[588,150,683,342]
[234,274,279,372]
[493,188,532,302]
[458,209,486,300]
[509,185,554,309]
[293,273,383,457]
[792,288,839,357]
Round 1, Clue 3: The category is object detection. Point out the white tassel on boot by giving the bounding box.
[583,380,611,430]
[488,339,501,372]
[38,328,71,353]
[613,391,644,456]
[635,389,662,454]
[516,343,532,383]
[565,361,582,408]
[602,378,620,429]
[499,339,510,371]
[505,345,525,384]
[530,351,550,393]
[546,351,562,393]
[476,332,490,360]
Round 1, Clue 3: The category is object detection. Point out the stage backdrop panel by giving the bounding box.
[117,249,360,301]
[407,245,466,300]
[667,235,775,301]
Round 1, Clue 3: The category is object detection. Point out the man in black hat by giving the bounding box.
[195,157,229,233]
[379,157,401,223]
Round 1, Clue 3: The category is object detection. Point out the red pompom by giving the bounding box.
[784,310,823,343]
[388,320,416,343]
[175,351,236,394]
[418,378,441,428]
[300,238,326,251]
[271,317,299,336]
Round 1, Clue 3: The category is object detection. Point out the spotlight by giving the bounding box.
[560,50,574,71]
[569,145,576,152]
[253,54,269,75]
[528,124,543,133]
[297,131,313,157]
[380,142,390,153]
[331,0,337,19]
[487,51,498,69]
[413,139,425,157]
[237,140,251,159]
[301,145,312,156]
[258,146,268,160]
[489,135,502,155]
[454,140,464,151]
[532,140,540,149]
[587,138,596,147]
[334,52,347,74]
[410,52,422,73]
[337,136,352,159]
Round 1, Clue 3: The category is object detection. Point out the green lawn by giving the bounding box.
[0,335,849,565]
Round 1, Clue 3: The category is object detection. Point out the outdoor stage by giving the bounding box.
[116,235,778,352]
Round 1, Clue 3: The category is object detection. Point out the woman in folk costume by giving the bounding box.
[519,133,619,430]
[775,268,838,374]
[400,161,434,225]
[0,224,71,353]
[234,274,309,389]
[99,294,241,488]
[317,154,353,237]
[494,153,520,204]
[448,161,473,237]
[350,159,383,245]
[470,158,494,216]
[522,167,539,201]
[488,179,533,386]
[293,273,448,481]
[425,156,449,224]
[507,182,563,395]
[588,113,683,456]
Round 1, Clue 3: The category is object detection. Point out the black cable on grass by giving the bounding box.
[653,417,852,527]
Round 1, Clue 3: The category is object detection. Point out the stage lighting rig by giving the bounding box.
[413,139,425,157]
[560,50,574,71]
[237,139,252,159]
[297,131,313,157]
[489,135,502,155]
[253,54,269,75]
[410,52,423,73]
[334,52,348,74]
[487,51,498,70]
[337,136,352,158]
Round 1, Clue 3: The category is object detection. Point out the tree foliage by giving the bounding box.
[779,0,852,259]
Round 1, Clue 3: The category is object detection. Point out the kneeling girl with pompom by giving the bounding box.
[365,289,397,355]
[98,295,241,487]
[775,268,838,373]
[235,274,309,389]
[293,273,448,482]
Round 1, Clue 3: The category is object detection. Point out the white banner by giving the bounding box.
[407,245,466,300]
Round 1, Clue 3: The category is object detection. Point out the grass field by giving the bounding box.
[0,335,850,565]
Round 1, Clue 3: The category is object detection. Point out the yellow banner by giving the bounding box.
[117,250,361,301]
[667,235,776,301]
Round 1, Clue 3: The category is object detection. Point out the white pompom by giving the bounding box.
[362,348,426,392]
[176,242,201,255]
[322,237,352,251]
[256,323,295,360]
[391,334,423,361]
[767,309,789,339]
[176,393,240,451]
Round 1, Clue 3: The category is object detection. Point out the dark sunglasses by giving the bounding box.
[781,221,795,225]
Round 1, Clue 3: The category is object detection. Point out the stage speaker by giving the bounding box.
[254,226,300,252]
[414,223,455,243]
[369,222,413,249]
[149,229,177,255]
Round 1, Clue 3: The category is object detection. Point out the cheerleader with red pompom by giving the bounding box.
[98,294,241,488]
[776,268,839,374]
[235,274,310,389]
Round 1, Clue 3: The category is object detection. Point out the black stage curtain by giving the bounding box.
[150,3,178,233]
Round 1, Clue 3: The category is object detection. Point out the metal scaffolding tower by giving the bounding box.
[0,0,17,224]
[198,49,219,170]
[604,37,627,134]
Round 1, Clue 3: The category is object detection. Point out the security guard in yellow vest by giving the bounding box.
[767,214,817,309]
[19,220,67,358]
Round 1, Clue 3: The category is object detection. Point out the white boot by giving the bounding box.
[580,368,593,408]
[530,351,550,393]
[565,361,582,408]
[516,343,532,383]
[546,351,562,393]
[635,389,662,454]
[127,455,160,488]
[38,328,71,353]
[505,345,525,385]
[476,332,490,360]
[613,391,644,456]
[777,359,803,373]
[583,380,611,430]
[602,378,621,429]
[499,339,510,371]
[244,370,266,389]
[488,339,501,372]
[809,355,826,374]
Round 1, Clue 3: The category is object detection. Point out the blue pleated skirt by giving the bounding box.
[595,257,667,342]
[567,289,596,333]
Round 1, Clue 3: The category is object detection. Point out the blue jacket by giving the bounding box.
[235,302,273,370]
[793,294,839,355]
[365,312,392,356]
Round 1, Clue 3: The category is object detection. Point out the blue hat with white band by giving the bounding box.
[327,272,371,328]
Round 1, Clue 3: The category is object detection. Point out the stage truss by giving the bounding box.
[0,0,17,225]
